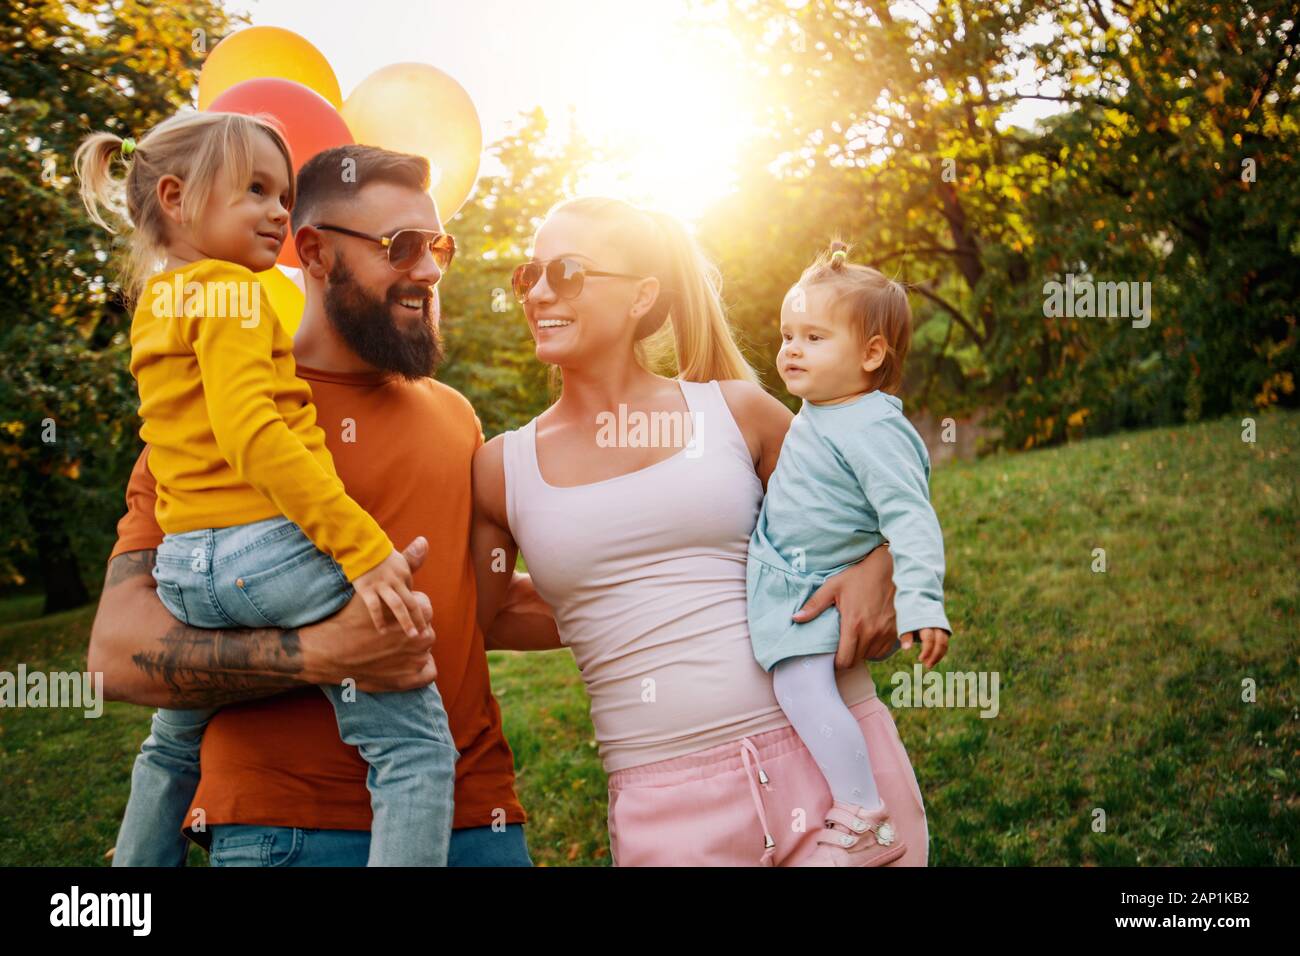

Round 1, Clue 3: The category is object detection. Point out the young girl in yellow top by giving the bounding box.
[76,112,455,867]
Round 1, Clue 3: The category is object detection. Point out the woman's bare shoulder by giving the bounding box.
[713,378,794,479]
[475,431,507,466]
[716,379,793,427]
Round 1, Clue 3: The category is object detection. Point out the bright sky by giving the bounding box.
[241,0,1064,222]
[241,0,757,221]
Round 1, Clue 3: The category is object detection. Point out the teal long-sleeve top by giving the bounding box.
[746,389,951,672]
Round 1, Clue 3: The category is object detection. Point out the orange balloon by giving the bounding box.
[341,63,483,221]
[198,26,341,111]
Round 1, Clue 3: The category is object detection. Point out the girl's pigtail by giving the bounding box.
[73,132,132,232]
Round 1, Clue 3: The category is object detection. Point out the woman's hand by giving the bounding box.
[791,545,899,668]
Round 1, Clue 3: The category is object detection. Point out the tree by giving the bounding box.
[709,0,1299,447]
[1,0,237,611]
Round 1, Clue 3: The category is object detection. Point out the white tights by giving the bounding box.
[772,653,882,810]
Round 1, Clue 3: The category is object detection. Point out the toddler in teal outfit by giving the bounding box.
[747,241,951,865]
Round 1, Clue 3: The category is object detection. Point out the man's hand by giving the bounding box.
[302,589,437,691]
[302,536,438,692]
[902,627,950,669]
[297,535,436,691]
[792,545,898,669]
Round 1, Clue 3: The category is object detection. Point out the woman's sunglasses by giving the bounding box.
[511,257,646,304]
[314,224,456,272]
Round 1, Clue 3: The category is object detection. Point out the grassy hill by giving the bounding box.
[1,410,1295,866]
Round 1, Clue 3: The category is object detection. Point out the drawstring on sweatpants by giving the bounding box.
[739,737,776,866]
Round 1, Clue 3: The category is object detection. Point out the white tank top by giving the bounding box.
[502,378,877,773]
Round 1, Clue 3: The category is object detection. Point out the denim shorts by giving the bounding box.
[153,516,353,630]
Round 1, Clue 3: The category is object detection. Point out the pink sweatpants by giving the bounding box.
[607,695,928,866]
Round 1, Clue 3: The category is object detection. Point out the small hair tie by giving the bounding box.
[119,137,136,159]
[830,247,848,268]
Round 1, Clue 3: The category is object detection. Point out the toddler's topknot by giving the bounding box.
[796,240,913,394]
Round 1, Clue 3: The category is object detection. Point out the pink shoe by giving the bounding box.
[795,801,908,867]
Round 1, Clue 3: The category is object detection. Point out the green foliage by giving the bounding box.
[1,0,238,605]
[709,0,1300,447]
[1006,0,1300,446]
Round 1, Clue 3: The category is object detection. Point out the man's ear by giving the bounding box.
[296,226,330,279]
[156,175,185,226]
[862,334,888,374]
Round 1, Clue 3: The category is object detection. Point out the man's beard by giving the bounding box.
[323,258,444,380]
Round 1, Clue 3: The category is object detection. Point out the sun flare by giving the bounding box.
[556,4,760,223]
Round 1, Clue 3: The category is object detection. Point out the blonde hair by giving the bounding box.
[74,111,295,304]
[798,239,913,394]
[544,196,758,385]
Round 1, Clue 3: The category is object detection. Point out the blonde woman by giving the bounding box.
[473,198,939,865]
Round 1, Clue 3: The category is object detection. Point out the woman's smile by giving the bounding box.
[535,316,575,333]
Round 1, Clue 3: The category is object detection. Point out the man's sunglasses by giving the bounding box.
[511,257,646,304]
[314,224,456,272]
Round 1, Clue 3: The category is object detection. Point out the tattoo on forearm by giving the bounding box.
[103,551,306,707]
[132,623,305,709]
[104,550,155,589]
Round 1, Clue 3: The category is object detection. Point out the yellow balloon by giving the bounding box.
[341,63,483,221]
[199,27,341,111]
[257,266,305,337]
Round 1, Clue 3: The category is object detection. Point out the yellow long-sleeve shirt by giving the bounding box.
[130,258,392,582]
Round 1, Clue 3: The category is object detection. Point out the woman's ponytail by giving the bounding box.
[645,209,758,385]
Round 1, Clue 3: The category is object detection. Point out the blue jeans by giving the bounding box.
[207,823,532,867]
[113,516,457,867]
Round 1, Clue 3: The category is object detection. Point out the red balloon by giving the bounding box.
[208,77,353,267]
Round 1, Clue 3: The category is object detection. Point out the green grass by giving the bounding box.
[1,410,1296,866]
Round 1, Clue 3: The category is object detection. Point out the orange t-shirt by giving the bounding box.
[108,364,525,839]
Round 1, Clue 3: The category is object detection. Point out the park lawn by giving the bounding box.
[0,409,1295,866]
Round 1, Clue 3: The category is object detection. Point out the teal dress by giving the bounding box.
[746,390,951,672]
